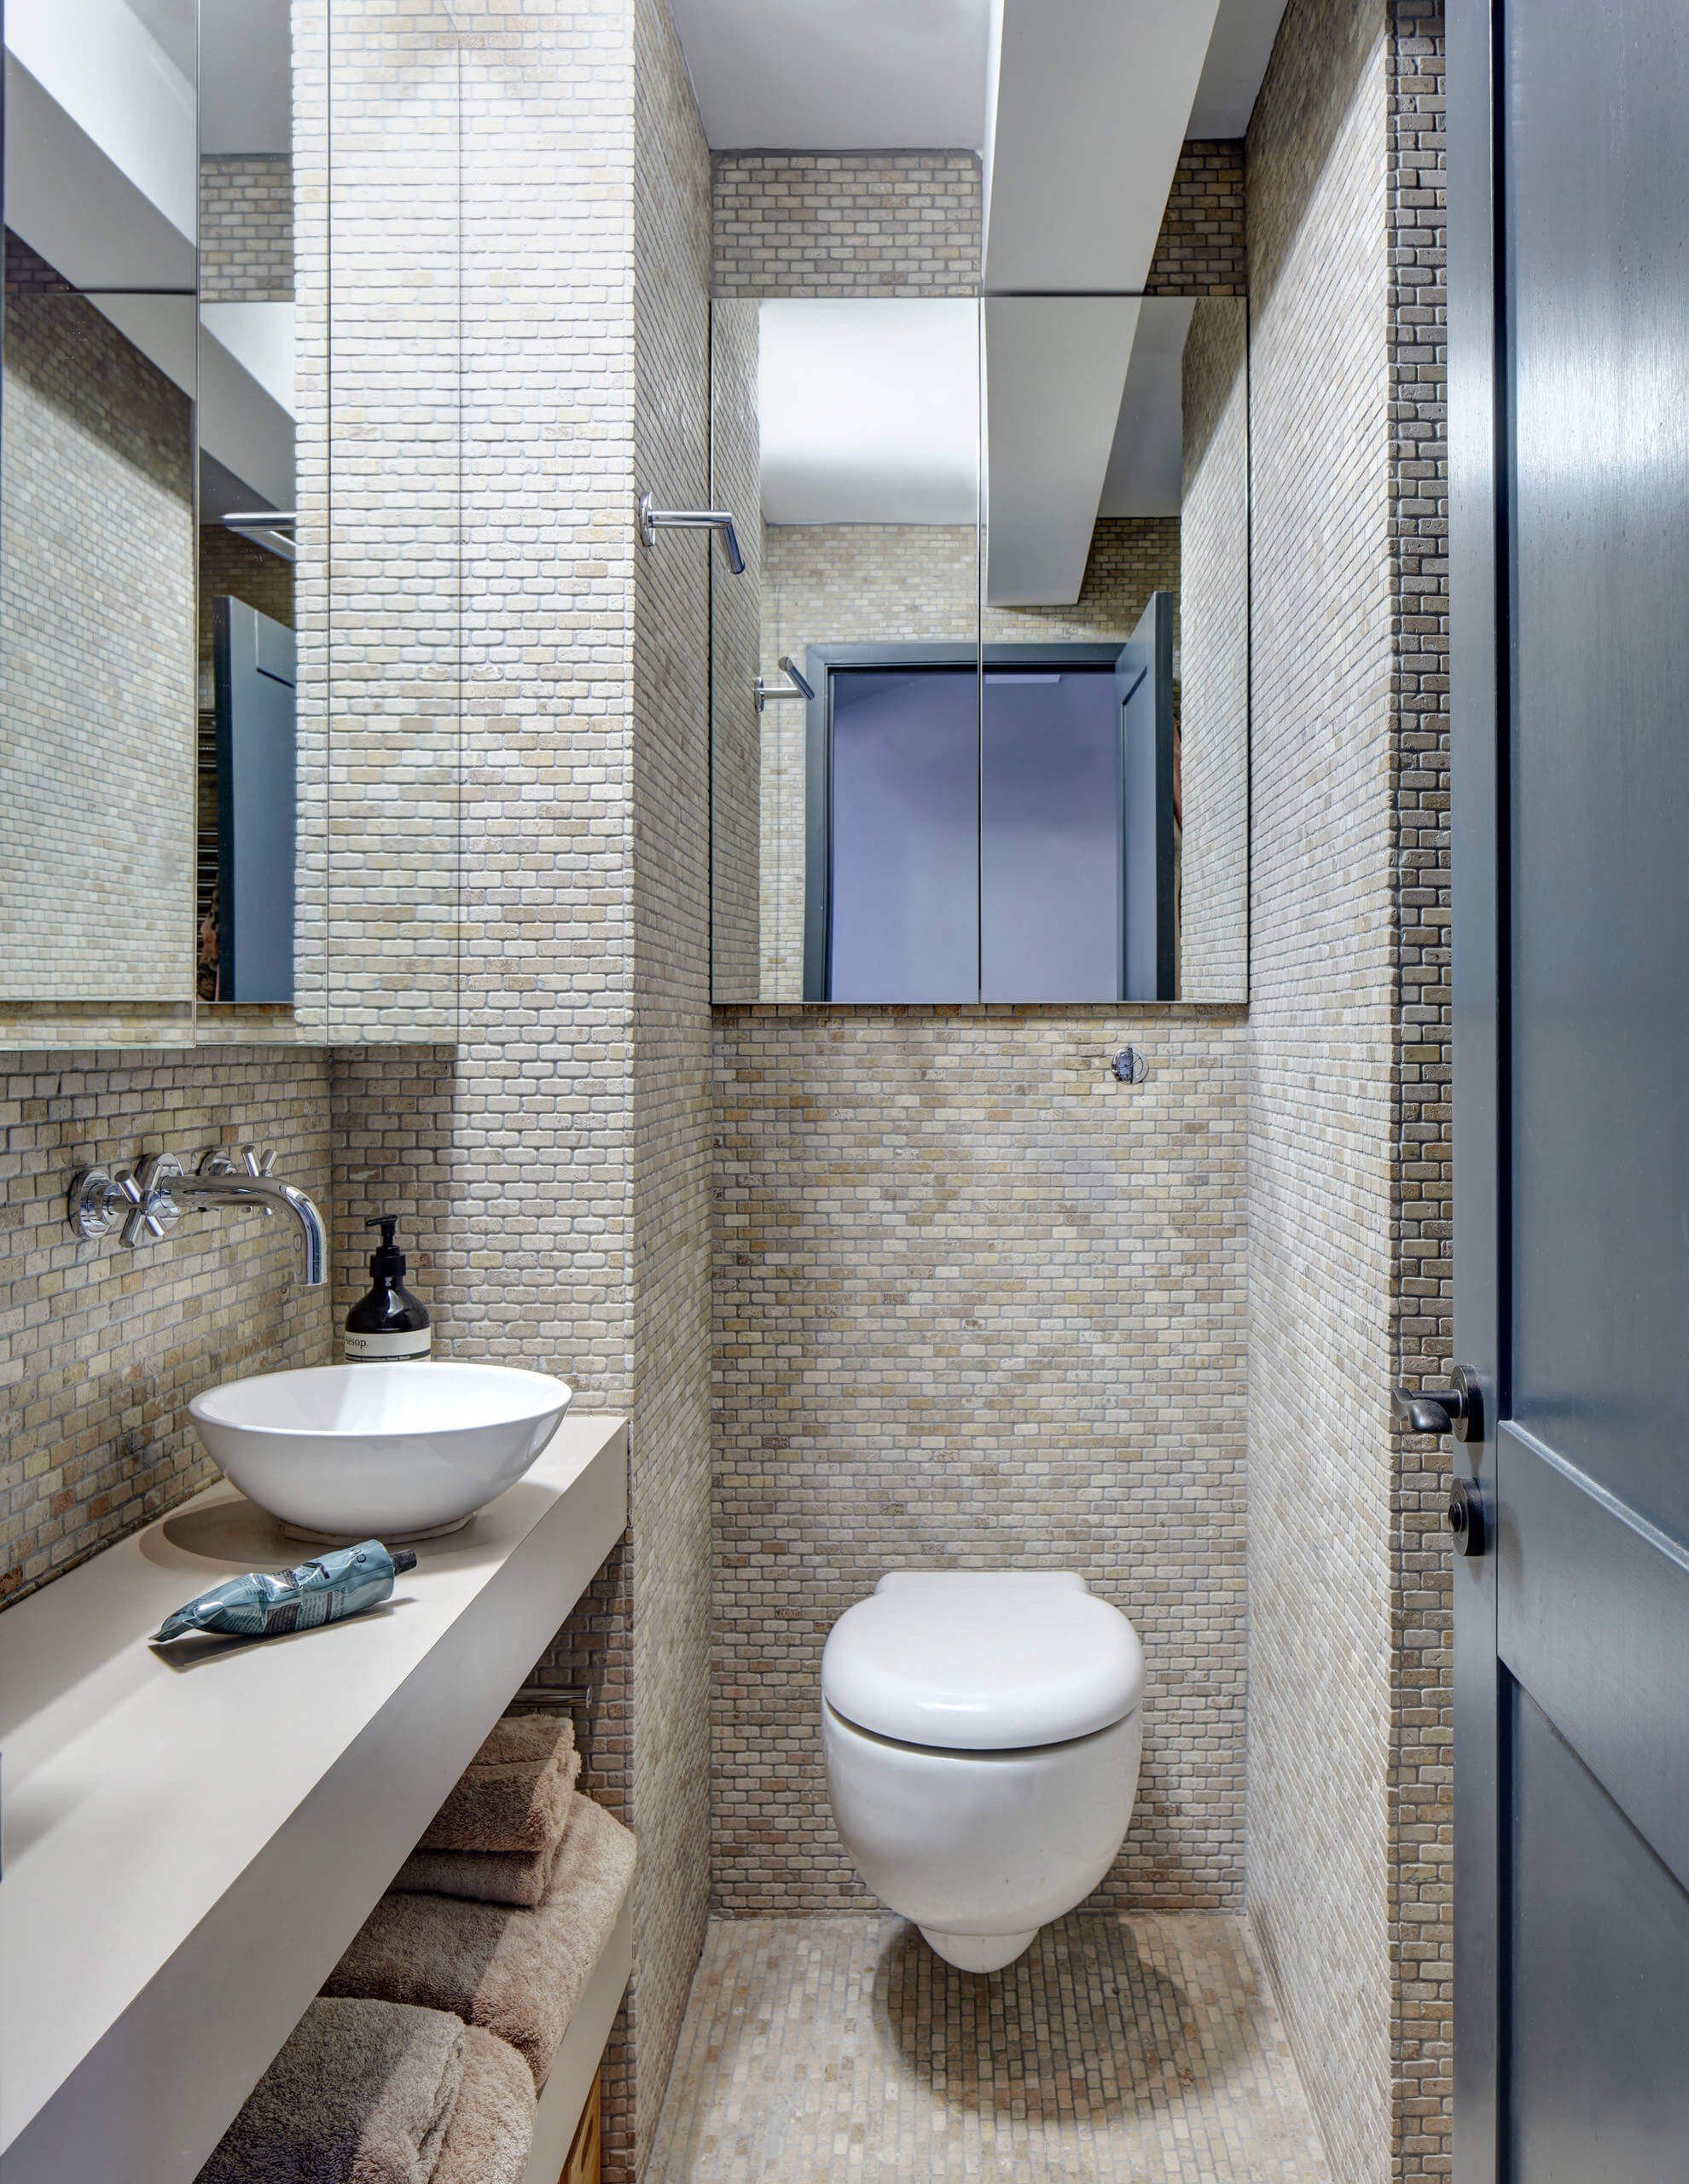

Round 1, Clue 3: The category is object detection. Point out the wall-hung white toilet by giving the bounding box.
[821,1571,1145,1972]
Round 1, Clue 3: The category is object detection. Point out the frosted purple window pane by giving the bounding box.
[829,669,978,1002]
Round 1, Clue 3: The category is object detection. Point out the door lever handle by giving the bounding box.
[1392,1364,1482,1443]
[1397,1389,1460,1434]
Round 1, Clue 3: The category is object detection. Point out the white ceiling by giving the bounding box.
[757,300,978,526]
[670,0,1288,152]
[669,0,990,152]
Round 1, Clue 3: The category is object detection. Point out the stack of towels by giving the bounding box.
[200,1715,636,2184]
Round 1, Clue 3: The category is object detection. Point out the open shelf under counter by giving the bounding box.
[0,1414,628,2184]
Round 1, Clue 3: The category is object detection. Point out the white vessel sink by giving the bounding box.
[188,1362,574,1541]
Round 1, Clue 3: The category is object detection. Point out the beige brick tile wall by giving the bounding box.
[199,154,293,301]
[1246,61,1395,2176]
[292,0,329,1037]
[713,154,981,297]
[322,3,716,2172]
[712,1008,1248,1914]
[1180,299,1251,1001]
[297,0,461,1043]
[710,143,1245,302]
[1241,3,1452,2178]
[1147,142,1248,295]
[628,0,715,2153]
[705,299,762,1002]
[320,0,640,2167]
[0,1048,333,1604]
[0,238,195,1003]
[1386,4,1451,2175]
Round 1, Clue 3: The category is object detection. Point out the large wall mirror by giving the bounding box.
[0,0,463,1045]
[709,289,1250,1006]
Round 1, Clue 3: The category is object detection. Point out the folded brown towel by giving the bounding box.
[324,1792,636,2092]
[195,1998,463,2184]
[393,1837,560,1910]
[419,1714,578,1856]
[431,2026,538,2184]
[397,1739,581,1904]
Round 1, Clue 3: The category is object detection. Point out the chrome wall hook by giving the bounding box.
[754,655,816,712]
[636,492,747,575]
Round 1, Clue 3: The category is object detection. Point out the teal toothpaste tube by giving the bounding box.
[151,1540,419,1644]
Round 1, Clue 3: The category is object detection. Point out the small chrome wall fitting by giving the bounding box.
[755,655,816,712]
[636,491,747,575]
[1111,1048,1151,1084]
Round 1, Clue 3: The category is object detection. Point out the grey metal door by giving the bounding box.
[1451,1,1689,2177]
[1116,591,1175,1002]
[212,596,296,1003]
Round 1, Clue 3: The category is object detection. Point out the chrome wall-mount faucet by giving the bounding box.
[67,1147,328,1287]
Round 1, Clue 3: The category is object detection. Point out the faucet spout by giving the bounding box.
[175,1171,329,1287]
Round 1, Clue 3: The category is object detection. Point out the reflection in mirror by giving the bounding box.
[1,0,461,1042]
[710,293,1249,1005]
[1,0,199,1007]
[197,0,297,1009]
[711,296,982,1002]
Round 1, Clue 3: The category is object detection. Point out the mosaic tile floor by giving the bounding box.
[647,1913,1332,2183]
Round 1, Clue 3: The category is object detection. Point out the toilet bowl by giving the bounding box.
[821,1571,1145,1972]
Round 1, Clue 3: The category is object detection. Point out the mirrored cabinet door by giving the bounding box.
[198,0,303,1023]
[711,294,984,1003]
[0,0,464,1047]
[708,288,1251,1006]
[1,5,200,1032]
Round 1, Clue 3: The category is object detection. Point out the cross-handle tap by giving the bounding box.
[67,1149,328,1287]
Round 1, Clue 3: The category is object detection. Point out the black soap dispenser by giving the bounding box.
[344,1217,432,1362]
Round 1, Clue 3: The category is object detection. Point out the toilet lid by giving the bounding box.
[821,1571,1145,1751]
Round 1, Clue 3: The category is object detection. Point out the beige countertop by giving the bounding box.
[0,1413,627,2184]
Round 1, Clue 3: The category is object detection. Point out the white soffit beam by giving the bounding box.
[90,298,298,511]
[200,0,293,154]
[1098,297,1195,519]
[3,0,196,289]
[1187,0,1291,136]
[667,0,991,151]
[758,299,978,526]
[197,304,298,508]
[984,295,1139,606]
[983,0,1223,292]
